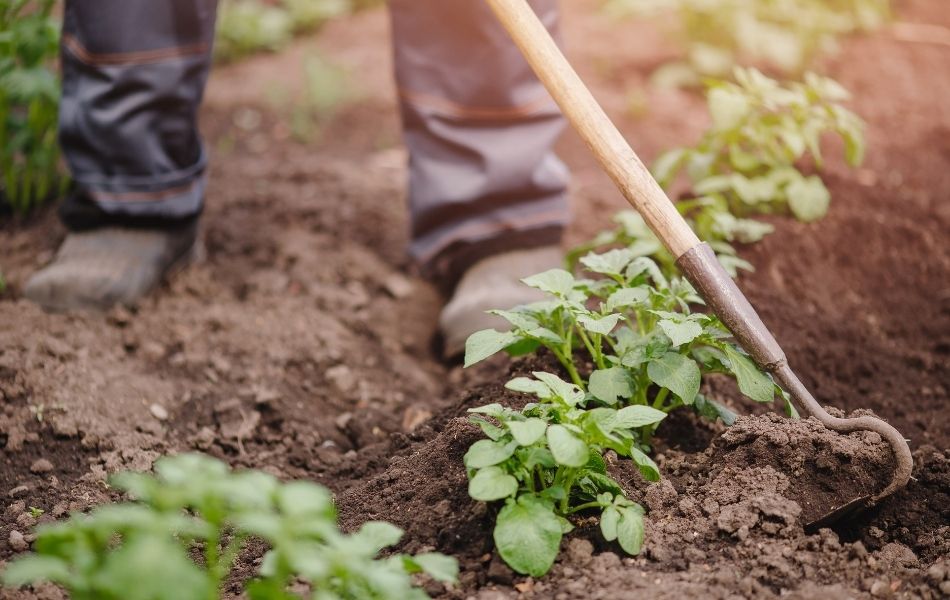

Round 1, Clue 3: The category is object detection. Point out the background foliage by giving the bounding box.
[0,0,66,214]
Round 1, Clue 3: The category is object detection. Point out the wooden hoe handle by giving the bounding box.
[484,0,701,258]
[484,0,914,509]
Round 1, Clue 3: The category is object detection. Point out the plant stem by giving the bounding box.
[559,471,578,514]
[566,500,604,514]
[652,388,670,410]
[576,327,604,370]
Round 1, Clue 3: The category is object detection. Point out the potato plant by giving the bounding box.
[466,252,781,412]
[464,249,792,574]
[465,372,662,576]
[2,454,457,600]
[569,68,866,281]
[0,0,68,213]
[603,0,890,82]
[656,68,865,223]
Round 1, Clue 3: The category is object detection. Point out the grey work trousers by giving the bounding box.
[59,0,570,281]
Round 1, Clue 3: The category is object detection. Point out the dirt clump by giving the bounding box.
[710,412,896,526]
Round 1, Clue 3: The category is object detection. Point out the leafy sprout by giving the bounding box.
[465,372,660,576]
[2,453,457,600]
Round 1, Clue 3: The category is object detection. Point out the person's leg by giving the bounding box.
[25,0,217,311]
[389,0,570,354]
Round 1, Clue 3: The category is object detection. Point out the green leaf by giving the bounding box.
[693,394,738,426]
[533,372,585,406]
[471,416,507,441]
[354,521,404,552]
[629,447,661,482]
[468,403,506,417]
[507,418,547,446]
[464,329,519,368]
[505,377,551,398]
[786,174,831,222]
[614,405,667,429]
[708,87,750,131]
[2,555,71,587]
[524,327,563,345]
[493,497,562,577]
[546,425,589,467]
[523,447,556,470]
[600,506,619,541]
[652,148,688,188]
[588,367,634,405]
[723,346,774,403]
[504,338,542,357]
[521,269,574,297]
[658,318,703,347]
[606,287,650,311]
[579,249,636,277]
[616,508,645,555]
[92,536,213,600]
[277,481,334,518]
[464,439,516,469]
[468,466,519,501]
[411,553,459,583]
[647,352,701,403]
[577,313,624,335]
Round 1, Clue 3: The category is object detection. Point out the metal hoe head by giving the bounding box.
[677,244,914,528]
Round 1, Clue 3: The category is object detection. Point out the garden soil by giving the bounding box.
[1,0,948,598]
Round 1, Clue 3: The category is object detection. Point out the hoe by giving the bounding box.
[485,0,914,529]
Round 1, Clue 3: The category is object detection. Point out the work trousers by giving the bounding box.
[59,0,570,280]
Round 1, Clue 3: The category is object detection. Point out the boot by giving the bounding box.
[439,245,563,358]
[24,222,199,312]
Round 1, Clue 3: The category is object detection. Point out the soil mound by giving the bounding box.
[712,413,895,526]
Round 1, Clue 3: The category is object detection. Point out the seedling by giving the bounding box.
[27,506,44,519]
[2,453,457,600]
[465,372,660,576]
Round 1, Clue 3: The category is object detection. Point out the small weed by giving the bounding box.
[28,506,44,519]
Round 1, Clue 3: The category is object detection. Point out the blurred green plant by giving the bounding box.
[570,67,865,277]
[289,52,352,142]
[214,0,351,62]
[2,453,457,600]
[603,0,891,85]
[0,0,68,214]
[655,68,865,222]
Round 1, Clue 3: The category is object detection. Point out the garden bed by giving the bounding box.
[0,0,947,598]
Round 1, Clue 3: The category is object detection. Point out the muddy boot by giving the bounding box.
[23,223,199,312]
[439,246,563,359]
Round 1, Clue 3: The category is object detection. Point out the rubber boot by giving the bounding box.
[439,245,563,359]
[23,222,199,312]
